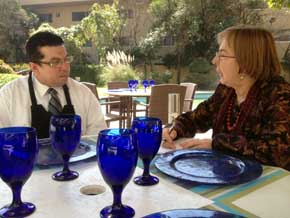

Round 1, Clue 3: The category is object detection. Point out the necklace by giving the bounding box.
[214,81,261,135]
[226,98,240,131]
[225,87,259,132]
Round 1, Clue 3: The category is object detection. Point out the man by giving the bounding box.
[0,31,106,138]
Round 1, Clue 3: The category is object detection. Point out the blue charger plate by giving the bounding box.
[142,209,245,218]
[36,138,96,166]
[155,149,262,185]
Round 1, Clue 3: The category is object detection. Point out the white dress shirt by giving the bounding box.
[0,73,107,136]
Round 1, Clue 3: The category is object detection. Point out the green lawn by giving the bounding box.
[97,87,108,97]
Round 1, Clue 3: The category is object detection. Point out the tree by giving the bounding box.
[81,1,122,63]
[0,0,38,62]
[146,0,234,83]
[30,1,122,65]
[138,30,161,78]
[145,0,265,83]
[32,23,86,64]
[266,0,290,8]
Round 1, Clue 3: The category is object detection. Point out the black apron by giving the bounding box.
[28,72,75,139]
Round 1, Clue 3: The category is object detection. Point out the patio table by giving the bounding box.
[86,135,290,218]
[106,89,151,127]
[0,135,289,218]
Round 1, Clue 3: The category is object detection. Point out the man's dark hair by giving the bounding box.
[25,31,64,62]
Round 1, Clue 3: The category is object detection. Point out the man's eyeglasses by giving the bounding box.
[215,52,236,62]
[37,56,74,68]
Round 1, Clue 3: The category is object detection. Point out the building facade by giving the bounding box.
[19,0,157,61]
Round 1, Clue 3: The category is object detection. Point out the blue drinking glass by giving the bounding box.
[50,114,81,181]
[133,80,139,91]
[149,79,155,87]
[128,80,134,92]
[0,127,38,218]
[131,117,162,186]
[97,128,138,218]
[142,80,149,92]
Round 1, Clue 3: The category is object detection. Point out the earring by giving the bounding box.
[240,74,245,80]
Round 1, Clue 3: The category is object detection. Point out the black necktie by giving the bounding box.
[48,88,62,115]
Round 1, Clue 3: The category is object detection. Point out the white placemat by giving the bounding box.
[232,174,290,218]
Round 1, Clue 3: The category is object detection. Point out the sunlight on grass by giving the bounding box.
[97,87,108,98]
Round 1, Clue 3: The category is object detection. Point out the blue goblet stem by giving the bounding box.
[52,153,78,181]
[11,183,23,207]
[62,155,70,173]
[142,158,151,177]
[111,185,124,210]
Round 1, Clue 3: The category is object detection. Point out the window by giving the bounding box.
[39,13,52,23]
[72,11,88,22]
[161,36,174,46]
[118,9,133,19]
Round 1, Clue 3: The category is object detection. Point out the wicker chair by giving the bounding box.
[133,84,186,125]
[180,82,197,112]
[106,81,128,113]
[107,81,128,90]
[81,82,127,128]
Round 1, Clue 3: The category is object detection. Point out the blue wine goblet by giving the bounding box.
[50,114,81,181]
[142,80,149,92]
[149,79,155,87]
[131,117,162,186]
[133,80,139,91]
[128,80,134,92]
[97,128,138,218]
[0,127,38,218]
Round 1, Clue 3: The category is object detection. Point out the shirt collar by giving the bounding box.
[32,73,63,97]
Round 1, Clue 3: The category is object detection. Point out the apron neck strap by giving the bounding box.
[28,71,37,106]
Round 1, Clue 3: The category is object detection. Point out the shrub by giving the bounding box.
[150,70,173,84]
[0,74,19,88]
[101,64,140,83]
[11,63,30,72]
[106,50,134,66]
[184,70,218,90]
[70,64,104,86]
[0,60,15,74]
[186,58,218,90]
[101,50,140,83]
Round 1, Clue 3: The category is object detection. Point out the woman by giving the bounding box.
[163,26,290,171]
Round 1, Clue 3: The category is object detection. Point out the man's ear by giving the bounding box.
[29,62,40,74]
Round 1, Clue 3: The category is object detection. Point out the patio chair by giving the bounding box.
[106,81,128,113]
[81,82,127,128]
[107,81,128,90]
[180,82,197,112]
[133,84,186,125]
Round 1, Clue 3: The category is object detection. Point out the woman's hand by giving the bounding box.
[180,138,212,149]
[162,127,177,149]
